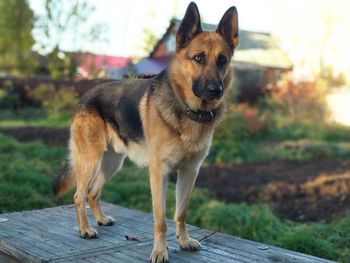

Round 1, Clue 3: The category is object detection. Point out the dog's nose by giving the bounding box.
[206,83,223,98]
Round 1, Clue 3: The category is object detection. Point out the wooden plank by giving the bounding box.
[0,203,337,263]
[0,251,21,263]
[3,212,82,254]
[192,230,334,263]
[8,219,77,254]
[0,239,49,263]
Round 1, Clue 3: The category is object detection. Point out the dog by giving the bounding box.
[53,2,238,262]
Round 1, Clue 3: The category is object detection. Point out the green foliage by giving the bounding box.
[102,163,152,212]
[209,84,350,163]
[0,134,69,212]
[192,201,286,242]
[0,0,35,75]
[27,83,78,118]
[141,28,158,55]
[36,0,106,54]
[46,48,78,79]
[0,108,70,128]
[0,80,21,110]
[0,133,350,262]
[32,0,107,79]
[276,224,338,260]
[209,108,350,164]
[0,0,107,78]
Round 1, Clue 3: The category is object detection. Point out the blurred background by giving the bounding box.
[0,1,350,262]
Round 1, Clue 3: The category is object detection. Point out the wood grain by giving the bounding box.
[0,202,335,263]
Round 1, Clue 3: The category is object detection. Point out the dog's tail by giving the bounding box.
[53,163,75,196]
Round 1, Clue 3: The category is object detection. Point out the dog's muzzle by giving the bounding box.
[204,83,223,100]
[193,82,224,100]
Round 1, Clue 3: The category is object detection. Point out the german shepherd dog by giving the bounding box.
[54,2,238,262]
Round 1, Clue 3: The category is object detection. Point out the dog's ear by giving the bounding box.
[216,6,239,51]
[176,2,202,51]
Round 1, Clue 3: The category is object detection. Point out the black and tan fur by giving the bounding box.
[54,2,238,262]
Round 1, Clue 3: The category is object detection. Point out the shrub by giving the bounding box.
[208,77,350,163]
[209,104,272,163]
[27,83,78,117]
[265,79,328,127]
[192,201,286,242]
[0,79,21,110]
[276,224,337,260]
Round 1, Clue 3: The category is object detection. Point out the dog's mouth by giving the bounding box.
[192,82,224,101]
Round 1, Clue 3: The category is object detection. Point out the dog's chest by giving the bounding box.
[161,134,212,172]
[124,139,209,171]
[122,124,213,170]
[126,141,150,168]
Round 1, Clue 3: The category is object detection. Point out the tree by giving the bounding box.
[141,28,158,56]
[34,0,107,79]
[0,0,35,75]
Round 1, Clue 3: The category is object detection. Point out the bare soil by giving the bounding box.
[198,161,350,222]
[3,127,350,222]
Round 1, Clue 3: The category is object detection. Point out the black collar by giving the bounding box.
[185,107,217,123]
[174,91,218,123]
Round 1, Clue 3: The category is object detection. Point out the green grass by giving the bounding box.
[208,111,350,164]
[0,109,71,128]
[0,133,350,262]
[1,108,350,164]
[209,139,350,164]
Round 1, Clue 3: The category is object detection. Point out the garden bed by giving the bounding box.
[2,127,350,222]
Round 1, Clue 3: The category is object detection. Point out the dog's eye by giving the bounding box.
[217,54,227,67]
[192,54,205,64]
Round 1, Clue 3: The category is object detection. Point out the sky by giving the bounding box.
[29,0,350,81]
[29,0,275,56]
[82,0,276,57]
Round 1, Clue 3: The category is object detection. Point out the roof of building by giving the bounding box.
[149,19,292,70]
[72,52,130,77]
[134,57,171,75]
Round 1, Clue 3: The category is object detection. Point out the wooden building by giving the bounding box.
[135,19,293,102]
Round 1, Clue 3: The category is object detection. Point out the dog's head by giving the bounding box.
[170,2,238,110]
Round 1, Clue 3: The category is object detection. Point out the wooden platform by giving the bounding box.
[0,202,335,263]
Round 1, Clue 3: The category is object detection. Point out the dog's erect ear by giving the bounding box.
[216,6,239,50]
[176,2,202,51]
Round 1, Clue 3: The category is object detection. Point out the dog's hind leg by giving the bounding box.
[87,149,125,226]
[70,110,107,239]
[87,189,113,226]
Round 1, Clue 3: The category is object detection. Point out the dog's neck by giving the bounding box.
[173,89,219,123]
[153,70,223,125]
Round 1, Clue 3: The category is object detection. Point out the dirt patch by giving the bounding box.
[198,161,350,222]
[3,127,350,222]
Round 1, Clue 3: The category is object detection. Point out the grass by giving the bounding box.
[0,109,71,128]
[1,108,350,164]
[208,111,350,163]
[209,139,350,164]
[0,133,350,262]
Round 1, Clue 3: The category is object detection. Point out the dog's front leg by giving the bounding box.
[175,168,201,251]
[149,160,169,263]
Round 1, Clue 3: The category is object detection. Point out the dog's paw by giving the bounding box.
[149,248,169,263]
[97,215,116,226]
[79,227,99,239]
[179,238,201,252]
